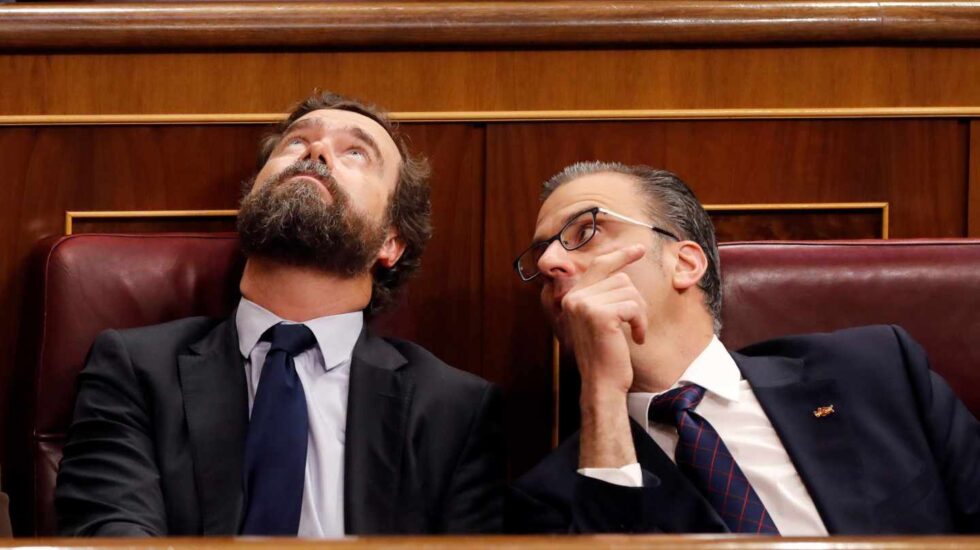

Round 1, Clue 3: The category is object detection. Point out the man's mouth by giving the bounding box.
[287,173,334,198]
[289,172,326,185]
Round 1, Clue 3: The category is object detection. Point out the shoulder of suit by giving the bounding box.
[381,335,493,392]
[734,324,917,378]
[736,324,908,356]
[102,316,224,355]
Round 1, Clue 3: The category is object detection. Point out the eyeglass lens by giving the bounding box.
[518,209,597,280]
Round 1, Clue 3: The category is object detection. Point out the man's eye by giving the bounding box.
[346,148,368,160]
[284,137,305,148]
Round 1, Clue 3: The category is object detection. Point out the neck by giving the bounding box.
[239,257,371,322]
[628,315,715,393]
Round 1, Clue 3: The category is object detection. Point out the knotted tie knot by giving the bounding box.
[648,383,707,425]
[266,323,317,357]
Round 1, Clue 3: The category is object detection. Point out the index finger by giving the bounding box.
[579,244,647,287]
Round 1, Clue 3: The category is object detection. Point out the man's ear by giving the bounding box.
[377,228,406,269]
[672,241,708,291]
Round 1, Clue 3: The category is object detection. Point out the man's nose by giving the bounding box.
[305,140,332,169]
[536,240,572,280]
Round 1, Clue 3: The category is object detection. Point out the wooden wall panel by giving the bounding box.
[5,48,980,118]
[711,210,884,241]
[71,218,238,234]
[487,120,967,237]
[971,121,980,237]
[484,131,556,477]
[370,123,486,377]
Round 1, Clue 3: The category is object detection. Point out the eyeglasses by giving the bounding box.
[513,206,680,282]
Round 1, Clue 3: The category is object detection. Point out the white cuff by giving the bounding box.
[577,462,643,487]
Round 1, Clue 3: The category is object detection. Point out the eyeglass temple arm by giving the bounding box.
[597,208,679,241]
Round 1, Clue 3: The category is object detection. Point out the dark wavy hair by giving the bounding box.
[255,91,432,317]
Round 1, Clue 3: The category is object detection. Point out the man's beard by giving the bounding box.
[237,159,387,278]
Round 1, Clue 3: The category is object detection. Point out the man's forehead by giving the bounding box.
[535,172,643,233]
[292,109,401,158]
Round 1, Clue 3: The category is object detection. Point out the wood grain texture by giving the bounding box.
[484,125,557,476]
[712,210,885,241]
[5,48,980,116]
[487,120,967,238]
[71,218,238,234]
[370,123,486,377]
[4,1,980,51]
[970,121,980,237]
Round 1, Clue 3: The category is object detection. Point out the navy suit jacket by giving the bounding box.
[507,325,980,534]
[56,315,506,536]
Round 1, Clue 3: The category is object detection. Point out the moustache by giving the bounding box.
[270,159,337,190]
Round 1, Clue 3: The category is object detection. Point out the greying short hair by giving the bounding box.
[542,161,722,334]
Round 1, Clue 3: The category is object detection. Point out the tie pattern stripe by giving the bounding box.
[648,384,780,535]
[241,323,318,535]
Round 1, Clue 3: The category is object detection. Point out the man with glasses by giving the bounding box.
[506,161,980,534]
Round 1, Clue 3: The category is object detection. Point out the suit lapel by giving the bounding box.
[734,352,871,534]
[343,329,413,534]
[629,420,729,533]
[178,317,248,535]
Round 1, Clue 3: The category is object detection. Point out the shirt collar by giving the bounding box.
[676,335,742,402]
[627,335,742,426]
[235,297,364,371]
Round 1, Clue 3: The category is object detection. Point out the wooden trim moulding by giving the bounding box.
[5,108,980,127]
[4,1,980,51]
[970,121,980,237]
[65,209,238,235]
[705,202,890,238]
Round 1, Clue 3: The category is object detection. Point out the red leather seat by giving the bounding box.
[9,235,980,535]
[719,240,980,417]
[11,234,244,536]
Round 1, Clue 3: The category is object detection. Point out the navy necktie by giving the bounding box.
[241,323,317,535]
[649,384,780,534]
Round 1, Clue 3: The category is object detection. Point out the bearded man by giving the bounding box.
[55,92,505,537]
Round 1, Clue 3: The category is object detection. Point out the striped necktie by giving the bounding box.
[649,384,779,534]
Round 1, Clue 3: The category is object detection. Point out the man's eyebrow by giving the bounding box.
[532,206,595,242]
[346,126,385,168]
[280,119,386,168]
[282,117,319,136]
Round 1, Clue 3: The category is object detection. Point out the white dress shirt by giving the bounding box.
[236,297,363,538]
[580,336,828,536]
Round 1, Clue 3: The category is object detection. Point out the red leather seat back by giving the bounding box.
[16,234,244,535]
[14,235,980,535]
[719,240,980,416]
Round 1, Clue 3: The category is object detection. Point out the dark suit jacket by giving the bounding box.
[56,315,505,536]
[507,325,980,534]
